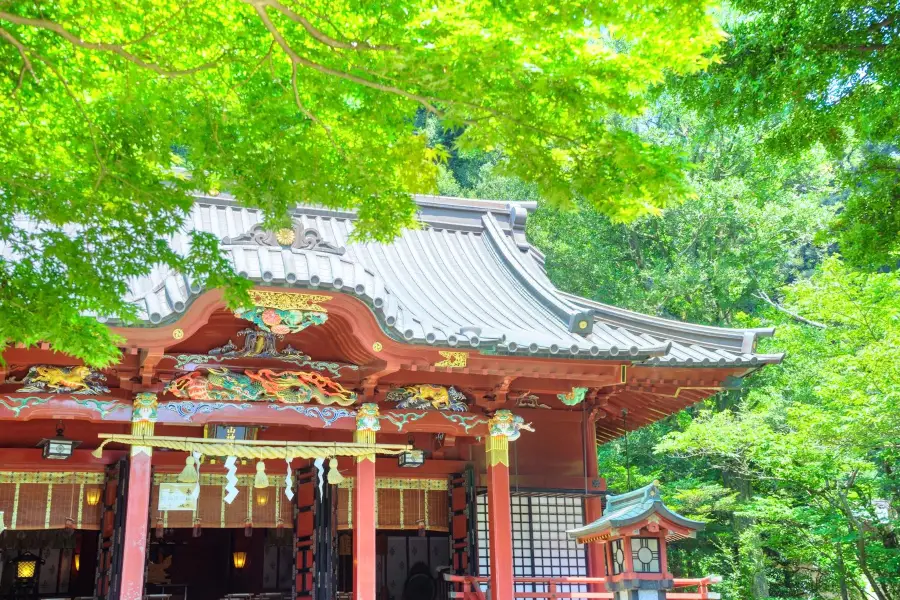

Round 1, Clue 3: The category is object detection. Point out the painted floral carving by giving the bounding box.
[0,396,50,417]
[558,387,588,406]
[16,365,109,394]
[234,306,326,335]
[513,392,551,410]
[166,368,356,407]
[166,329,357,376]
[269,404,356,427]
[489,409,534,441]
[385,384,468,411]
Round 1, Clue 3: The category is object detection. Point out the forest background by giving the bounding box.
[430,4,900,597]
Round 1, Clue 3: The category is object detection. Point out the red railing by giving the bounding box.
[442,574,722,600]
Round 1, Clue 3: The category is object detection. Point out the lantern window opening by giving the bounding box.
[610,538,625,575]
[630,536,661,573]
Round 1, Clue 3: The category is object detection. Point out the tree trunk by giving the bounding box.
[725,473,770,600]
[835,543,850,600]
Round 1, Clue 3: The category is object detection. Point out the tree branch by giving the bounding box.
[248,2,583,146]
[244,0,398,51]
[289,61,346,159]
[754,290,828,329]
[0,11,222,77]
[248,3,443,114]
[0,25,38,93]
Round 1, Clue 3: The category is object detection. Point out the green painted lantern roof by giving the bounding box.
[567,483,705,541]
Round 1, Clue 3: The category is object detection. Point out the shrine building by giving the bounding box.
[0,196,781,600]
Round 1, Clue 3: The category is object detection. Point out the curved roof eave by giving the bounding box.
[44,194,781,368]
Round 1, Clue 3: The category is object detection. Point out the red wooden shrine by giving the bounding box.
[0,196,779,600]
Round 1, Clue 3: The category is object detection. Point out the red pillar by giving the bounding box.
[354,404,378,600]
[120,449,152,600]
[486,423,515,600]
[120,392,158,600]
[583,412,607,583]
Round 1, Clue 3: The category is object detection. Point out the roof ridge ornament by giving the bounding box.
[224,222,345,256]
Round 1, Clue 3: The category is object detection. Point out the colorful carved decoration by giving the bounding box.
[16,366,109,394]
[166,368,357,406]
[200,329,356,376]
[355,403,380,452]
[558,387,588,406]
[356,403,381,433]
[381,411,427,431]
[433,351,468,369]
[75,399,126,419]
[235,307,327,335]
[441,413,488,434]
[132,392,158,438]
[513,392,551,410]
[248,290,332,312]
[385,385,468,411]
[162,401,252,421]
[0,396,50,417]
[489,409,534,441]
[268,405,356,428]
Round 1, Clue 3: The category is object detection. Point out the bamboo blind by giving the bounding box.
[150,474,293,529]
[336,477,448,532]
[0,472,104,531]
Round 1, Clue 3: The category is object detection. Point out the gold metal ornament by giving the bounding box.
[275,228,296,246]
[372,342,383,352]
[249,290,332,312]
[172,328,185,340]
[433,351,467,369]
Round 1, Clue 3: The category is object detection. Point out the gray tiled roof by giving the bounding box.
[567,483,705,540]
[98,194,782,366]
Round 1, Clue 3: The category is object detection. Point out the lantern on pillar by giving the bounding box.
[567,483,705,600]
[8,550,44,596]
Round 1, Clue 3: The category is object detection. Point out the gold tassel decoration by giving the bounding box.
[327,457,344,485]
[254,461,269,489]
[178,456,198,484]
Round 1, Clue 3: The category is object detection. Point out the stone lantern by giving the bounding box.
[568,483,704,600]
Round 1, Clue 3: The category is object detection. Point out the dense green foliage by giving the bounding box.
[1,1,897,597]
[680,0,899,268]
[433,97,898,600]
[0,0,724,364]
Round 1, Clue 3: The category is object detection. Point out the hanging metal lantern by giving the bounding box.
[192,518,202,538]
[232,552,247,569]
[398,450,425,468]
[155,517,164,539]
[38,421,80,460]
[244,519,253,538]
